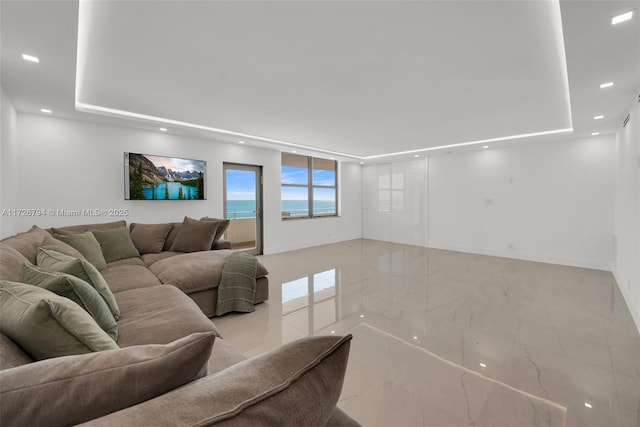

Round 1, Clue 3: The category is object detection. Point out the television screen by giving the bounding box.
[124,152,206,200]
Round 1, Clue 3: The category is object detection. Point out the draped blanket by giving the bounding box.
[216,252,258,315]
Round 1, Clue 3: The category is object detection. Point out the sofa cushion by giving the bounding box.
[106,256,146,268]
[213,238,233,250]
[170,216,218,253]
[21,263,118,341]
[130,223,173,254]
[149,250,268,293]
[0,244,29,282]
[149,250,230,293]
[114,285,219,347]
[100,264,162,293]
[0,332,215,427]
[79,334,352,427]
[0,334,33,369]
[37,248,120,320]
[207,337,247,374]
[0,225,52,263]
[201,216,230,245]
[0,281,118,360]
[54,231,107,270]
[91,227,140,263]
[140,251,183,267]
[50,220,126,236]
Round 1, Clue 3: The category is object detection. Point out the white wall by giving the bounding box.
[428,136,615,270]
[613,97,640,331]
[1,87,18,236]
[0,113,362,254]
[362,136,616,270]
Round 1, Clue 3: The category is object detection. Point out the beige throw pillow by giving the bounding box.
[129,223,172,254]
[170,216,218,253]
[200,216,230,244]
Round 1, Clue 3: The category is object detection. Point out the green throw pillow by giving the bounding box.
[54,231,107,270]
[91,227,140,263]
[36,248,120,320]
[21,262,118,341]
[0,281,118,360]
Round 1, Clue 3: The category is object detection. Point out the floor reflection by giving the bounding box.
[214,239,640,427]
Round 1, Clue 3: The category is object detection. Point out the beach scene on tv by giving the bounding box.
[127,153,205,200]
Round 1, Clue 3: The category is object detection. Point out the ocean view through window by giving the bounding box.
[281,153,337,219]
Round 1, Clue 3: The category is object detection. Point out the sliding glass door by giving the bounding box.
[223,163,263,255]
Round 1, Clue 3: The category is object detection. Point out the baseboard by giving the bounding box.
[426,242,612,271]
[613,271,640,334]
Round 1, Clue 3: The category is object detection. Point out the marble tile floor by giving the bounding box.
[214,239,640,427]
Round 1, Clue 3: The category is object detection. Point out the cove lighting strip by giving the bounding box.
[75,0,573,161]
[362,127,574,159]
[74,101,361,159]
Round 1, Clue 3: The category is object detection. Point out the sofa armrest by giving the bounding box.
[80,335,353,427]
[213,239,232,250]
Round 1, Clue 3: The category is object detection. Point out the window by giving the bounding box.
[281,153,337,219]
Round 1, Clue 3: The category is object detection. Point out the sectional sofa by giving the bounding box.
[0,221,359,426]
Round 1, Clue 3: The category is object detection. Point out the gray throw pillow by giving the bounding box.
[0,332,215,427]
[21,262,118,341]
[54,231,108,270]
[170,217,218,253]
[36,248,120,320]
[0,281,118,360]
[91,227,140,263]
[129,223,172,254]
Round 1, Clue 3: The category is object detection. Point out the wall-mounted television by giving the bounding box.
[124,152,206,200]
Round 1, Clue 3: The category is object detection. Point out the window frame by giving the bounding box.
[281,154,338,220]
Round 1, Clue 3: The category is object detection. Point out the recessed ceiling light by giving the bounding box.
[599,82,614,89]
[22,54,39,63]
[292,150,297,153]
[359,161,364,165]
[611,10,634,25]
[413,154,420,158]
[480,363,487,368]
[413,336,418,340]
[159,127,167,132]
[594,115,604,120]
[591,132,600,136]
[584,402,592,409]
[482,145,489,149]
[40,108,52,114]
[238,140,245,144]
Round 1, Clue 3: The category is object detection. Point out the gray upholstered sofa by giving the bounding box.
[48,218,269,317]
[0,222,359,426]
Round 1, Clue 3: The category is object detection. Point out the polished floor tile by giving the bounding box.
[214,239,640,427]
